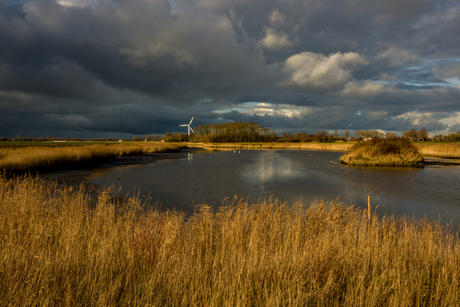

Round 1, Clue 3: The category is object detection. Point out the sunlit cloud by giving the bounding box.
[259,28,295,50]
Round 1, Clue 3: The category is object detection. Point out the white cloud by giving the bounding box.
[56,0,107,7]
[280,51,370,94]
[259,27,294,50]
[237,102,302,118]
[384,111,448,132]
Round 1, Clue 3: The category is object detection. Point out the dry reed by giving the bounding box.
[1,175,459,306]
[0,142,181,173]
[192,142,353,152]
[341,138,424,166]
[415,144,460,158]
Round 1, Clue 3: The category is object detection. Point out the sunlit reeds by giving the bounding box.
[341,138,424,166]
[0,142,181,173]
[193,142,354,151]
[415,143,460,158]
[1,174,459,306]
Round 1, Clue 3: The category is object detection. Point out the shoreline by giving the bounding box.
[41,146,460,174]
[4,143,460,177]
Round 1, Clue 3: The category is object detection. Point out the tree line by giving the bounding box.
[188,122,277,143]
[6,123,460,143]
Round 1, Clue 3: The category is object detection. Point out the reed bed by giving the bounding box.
[1,175,459,306]
[415,144,460,158]
[193,142,353,152]
[341,138,424,166]
[0,142,181,173]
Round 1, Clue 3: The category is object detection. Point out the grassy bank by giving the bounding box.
[1,175,459,306]
[191,142,354,151]
[340,138,424,166]
[415,143,460,158]
[0,142,182,173]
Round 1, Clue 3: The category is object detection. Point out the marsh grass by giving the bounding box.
[194,142,354,151]
[415,143,460,158]
[0,142,181,173]
[1,175,459,306]
[340,138,424,166]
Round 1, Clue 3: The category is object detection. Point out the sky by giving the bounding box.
[1,0,460,138]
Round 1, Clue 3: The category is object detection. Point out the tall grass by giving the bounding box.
[193,142,354,151]
[341,138,424,166]
[415,144,460,158]
[0,142,181,173]
[1,174,459,306]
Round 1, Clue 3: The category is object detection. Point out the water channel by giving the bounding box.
[43,148,460,227]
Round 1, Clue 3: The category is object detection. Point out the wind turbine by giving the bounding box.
[180,117,195,136]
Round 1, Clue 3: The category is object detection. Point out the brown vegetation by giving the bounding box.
[415,144,460,158]
[0,142,181,173]
[340,137,424,166]
[1,174,459,306]
[192,142,354,151]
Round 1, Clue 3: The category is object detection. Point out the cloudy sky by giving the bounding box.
[1,0,460,138]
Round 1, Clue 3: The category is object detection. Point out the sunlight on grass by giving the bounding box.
[415,143,460,158]
[341,138,424,166]
[194,142,354,151]
[0,142,181,173]
[1,174,459,306]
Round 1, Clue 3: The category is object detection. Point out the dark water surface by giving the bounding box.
[44,149,460,226]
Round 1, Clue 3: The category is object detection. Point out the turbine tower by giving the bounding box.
[180,117,195,136]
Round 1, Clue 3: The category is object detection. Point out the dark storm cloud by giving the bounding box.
[0,0,460,137]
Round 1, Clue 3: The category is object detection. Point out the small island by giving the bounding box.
[340,137,424,166]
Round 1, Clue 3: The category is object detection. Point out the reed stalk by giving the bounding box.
[1,175,459,306]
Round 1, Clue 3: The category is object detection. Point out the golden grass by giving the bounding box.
[0,142,181,173]
[341,138,424,166]
[1,174,459,306]
[191,142,354,152]
[415,143,460,158]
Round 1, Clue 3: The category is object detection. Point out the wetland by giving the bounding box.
[43,147,460,227]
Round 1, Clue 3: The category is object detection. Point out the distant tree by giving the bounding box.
[354,131,363,139]
[417,128,428,141]
[433,134,444,142]
[343,130,350,139]
[385,132,397,138]
[403,128,427,141]
[192,121,276,143]
[334,129,340,137]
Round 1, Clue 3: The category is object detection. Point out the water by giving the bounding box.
[45,149,460,226]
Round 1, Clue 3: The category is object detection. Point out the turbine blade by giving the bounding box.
[189,117,194,125]
[180,124,188,126]
[190,127,195,134]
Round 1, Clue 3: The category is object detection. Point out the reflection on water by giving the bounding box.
[47,149,460,227]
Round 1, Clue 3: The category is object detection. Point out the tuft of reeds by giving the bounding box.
[1,174,459,306]
[340,137,424,166]
[0,142,181,173]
